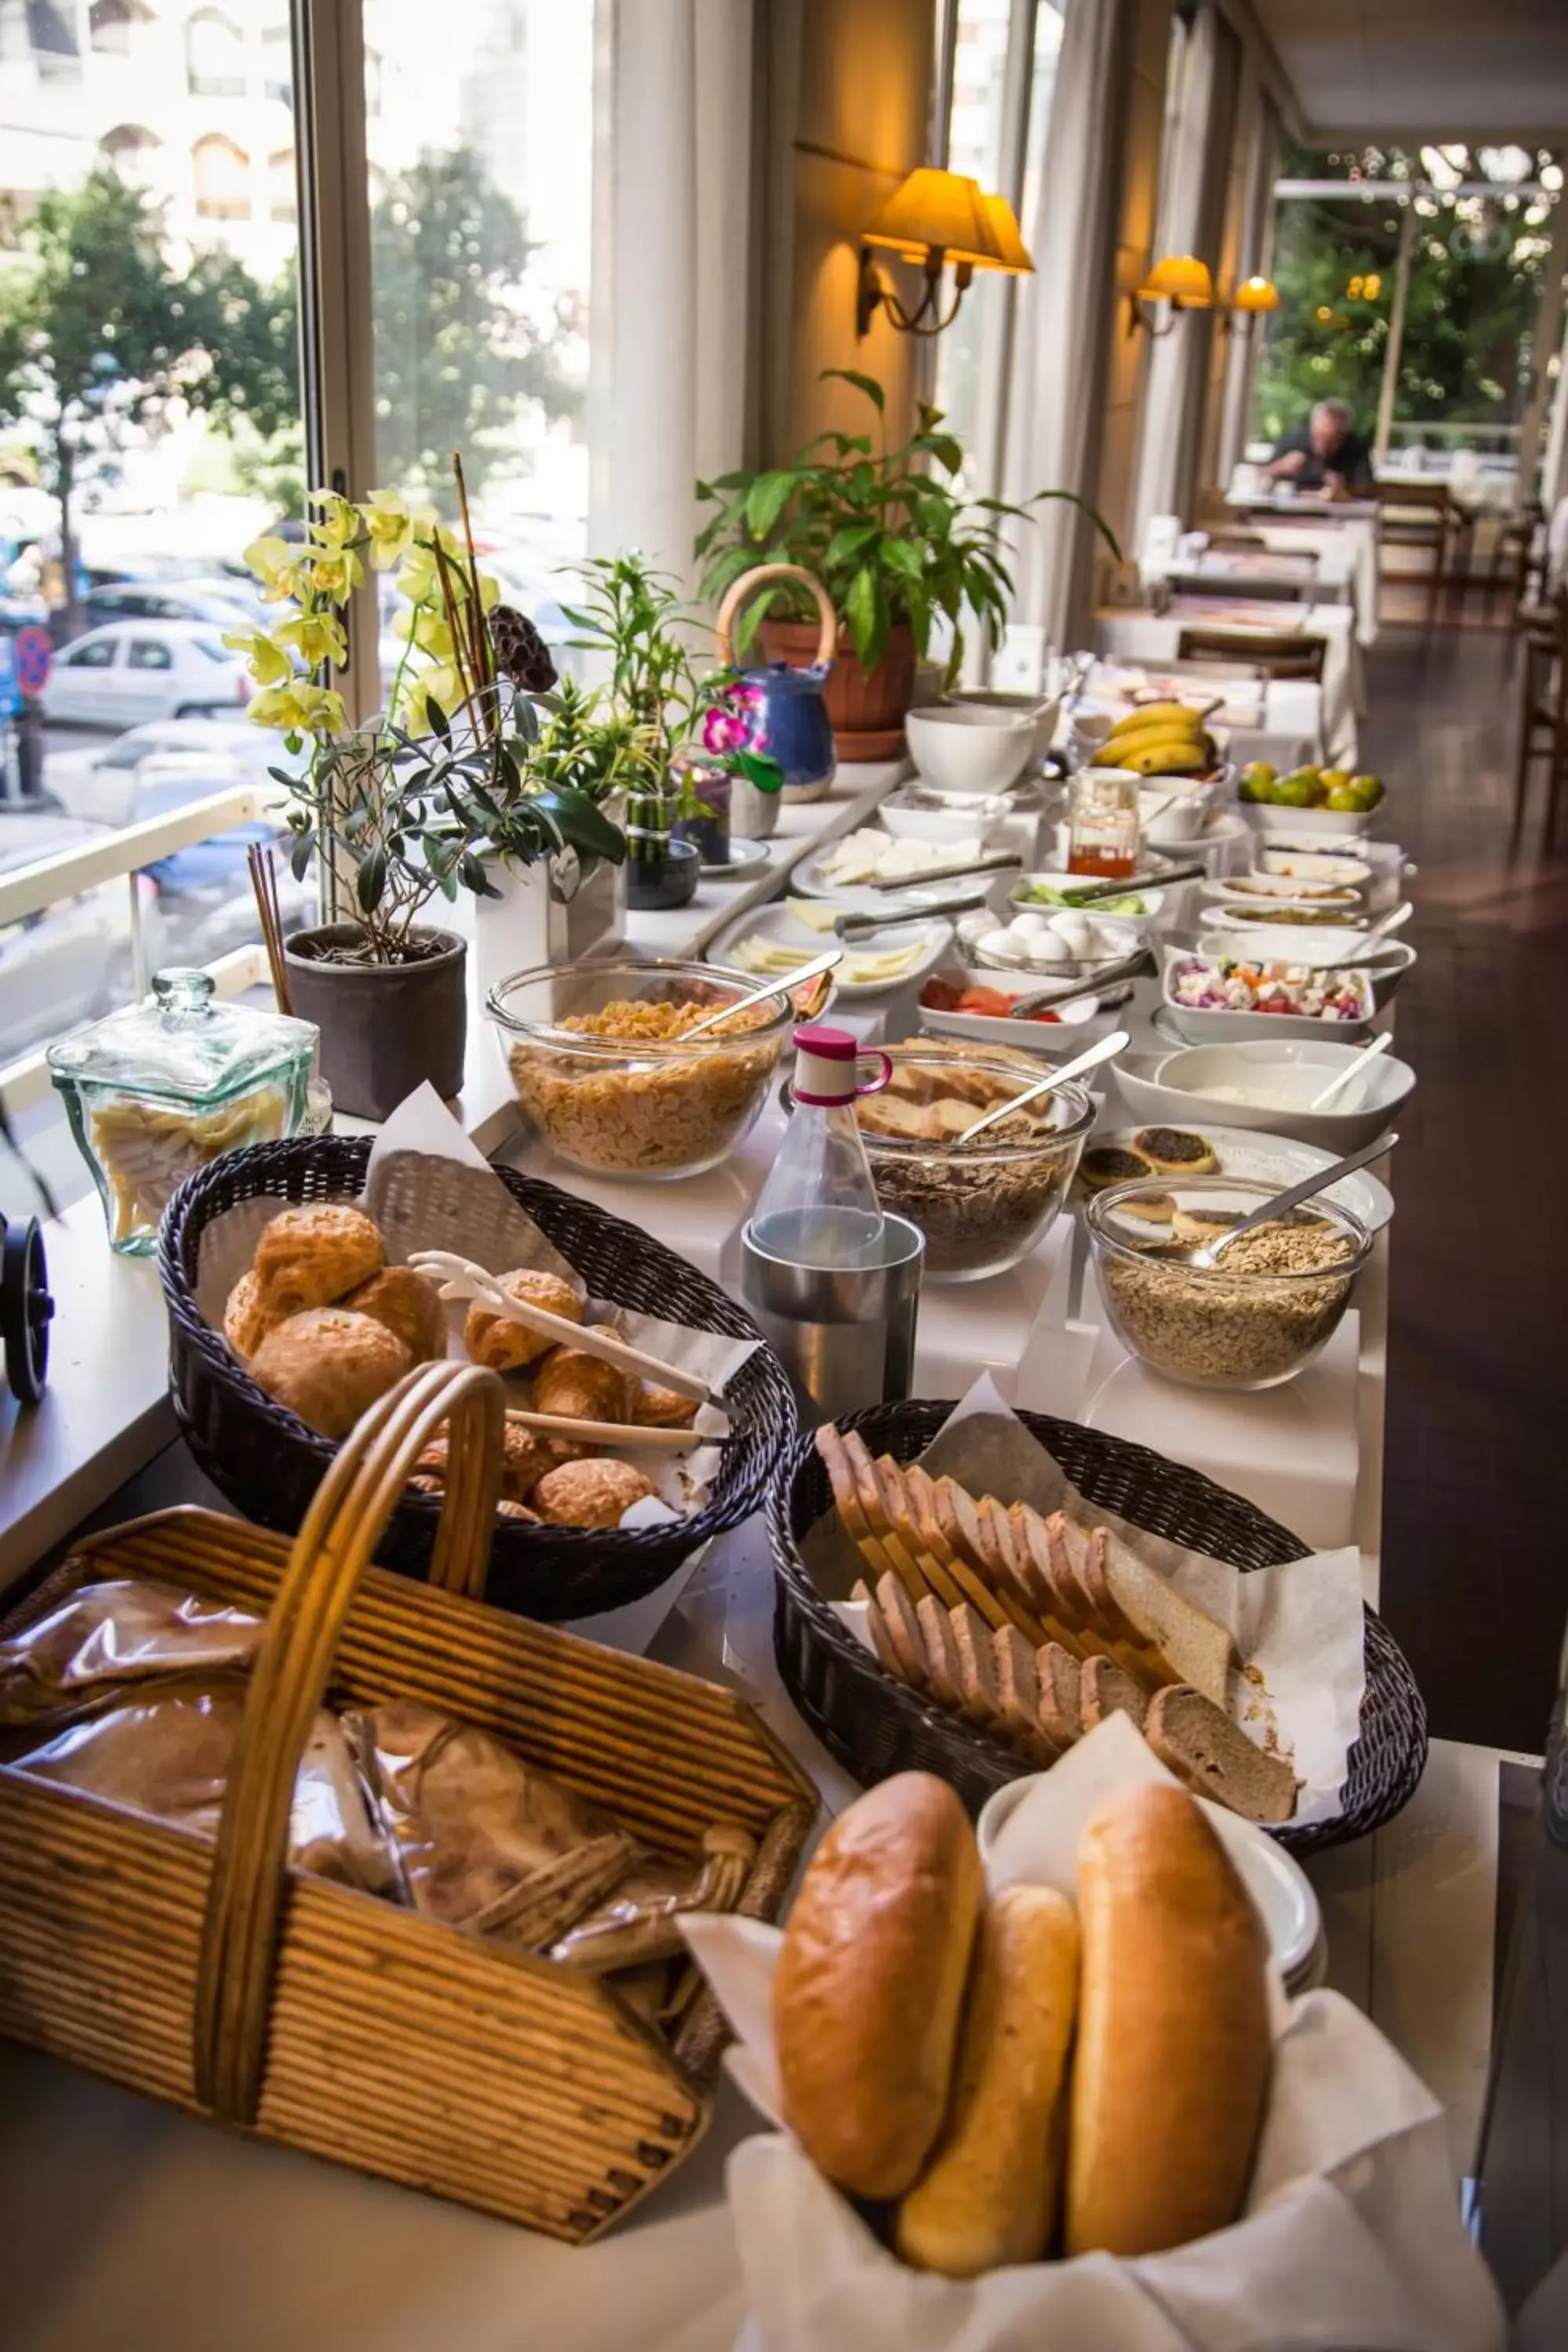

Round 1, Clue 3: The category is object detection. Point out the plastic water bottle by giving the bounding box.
[746,1025,890,1271]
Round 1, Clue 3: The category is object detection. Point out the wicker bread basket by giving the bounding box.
[0,1362,815,2239]
[159,1135,798,1621]
[769,1399,1427,1857]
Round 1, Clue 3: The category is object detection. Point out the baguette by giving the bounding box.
[774,1774,982,2200]
[1145,1686,1298,1824]
[895,1886,1080,2277]
[1067,1783,1270,2257]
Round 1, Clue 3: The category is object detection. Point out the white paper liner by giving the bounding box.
[194,1083,757,1526]
[679,1721,1505,2352]
[815,1372,1364,1827]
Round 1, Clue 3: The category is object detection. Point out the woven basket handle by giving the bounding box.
[193,1359,506,2122]
[714,563,837,671]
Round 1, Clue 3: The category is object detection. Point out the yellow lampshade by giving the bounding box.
[978,191,1034,275]
[1232,274,1279,313]
[1137,254,1214,307]
[862,169,1005,268]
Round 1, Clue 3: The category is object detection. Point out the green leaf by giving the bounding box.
[288,831,313,883]
[844,565,880,669]
[425,697,451,743]
[820,367,885,412]
[356,845,388,913]
[880,536,924,583]
[543,786,627,865]
[824,520,880,569]
[742,470,797,540]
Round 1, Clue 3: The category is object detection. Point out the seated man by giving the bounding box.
[1263,398,1374,497]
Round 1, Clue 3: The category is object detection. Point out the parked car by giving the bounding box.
[83,581,263,633]
[44,623,252,728]
[89,718,307,778]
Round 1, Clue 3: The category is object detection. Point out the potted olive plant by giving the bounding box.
[230,477,622,1120]
[695,368,1120,756]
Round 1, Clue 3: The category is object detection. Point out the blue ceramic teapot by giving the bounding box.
[712,563,838,796]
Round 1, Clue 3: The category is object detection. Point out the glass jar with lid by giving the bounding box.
[47,970,318,1256]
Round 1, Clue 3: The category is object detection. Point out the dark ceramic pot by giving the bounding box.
[283,923,466,1121]
[623,838,700,912]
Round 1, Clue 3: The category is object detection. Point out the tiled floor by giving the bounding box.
[1371,620,1568,1749]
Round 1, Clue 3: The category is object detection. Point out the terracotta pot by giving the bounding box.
[758,616,916,762]
[283,924,466,1122]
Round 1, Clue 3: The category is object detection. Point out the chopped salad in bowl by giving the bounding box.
[1162,956,1376,1044]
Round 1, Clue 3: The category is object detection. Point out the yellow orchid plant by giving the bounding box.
[230,471,623,964]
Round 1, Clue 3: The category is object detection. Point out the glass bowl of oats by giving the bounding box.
[1085,1175,1373,1390]
[783,1041,1094,1282]
[488,959,799,1180]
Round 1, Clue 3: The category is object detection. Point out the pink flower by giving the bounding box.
[702,703,749,754]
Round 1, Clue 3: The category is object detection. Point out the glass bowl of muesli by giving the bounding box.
[1086,1175,1373,1389]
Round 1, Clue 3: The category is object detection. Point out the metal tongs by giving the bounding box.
[868,849,1023,893]
[833,889,992,939]
[1038,859,1206,904]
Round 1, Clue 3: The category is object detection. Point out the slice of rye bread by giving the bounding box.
[1145,1686,1298,1824]
[852,1577,909,1683]
[873,1456,965,1613]
[973,1497,1052,1646]
[949,1601,1002,1724]
[1036,1640,1083,1751]
[815,1425,895,1576]
[1007,1501,1090,1653]
[1080,1652,1152,1733]
[1100,1525,1235,1708]
[874,1570,930,1690]
[914,1592,969,1714]
[1051,1517,1177,1690]
[991,1622,1062,1762]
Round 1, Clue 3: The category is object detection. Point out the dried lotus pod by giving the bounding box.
[489,602,558,693]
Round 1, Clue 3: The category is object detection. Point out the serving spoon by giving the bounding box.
[1334,901,1413,967]
[954,1029,1131,1143]
[1308,1029,1393,1109]
[1174,1131,1399,1269]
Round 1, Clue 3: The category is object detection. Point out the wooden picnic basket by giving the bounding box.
[0,1360,816,2241]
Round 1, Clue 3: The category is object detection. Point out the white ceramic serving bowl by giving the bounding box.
[1138,779,1214,840]
[1162,956,1376,1044]
[906,702,1038,793]
[1005,872,1165,939]
[977,1772,1319,1981]
[1248,801,1375,839]
[946,689,1062,767]
[1118,1036,1415,1151]
[1196,924,1417,1006]
[877,785,1025,847]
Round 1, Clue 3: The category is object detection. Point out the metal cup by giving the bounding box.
[739,1213,924,1421]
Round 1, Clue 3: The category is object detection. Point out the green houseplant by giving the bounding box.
[230,476,623,1119]
[695,368,1119,753]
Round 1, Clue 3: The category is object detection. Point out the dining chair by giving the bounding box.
[1174,628,1327,684]
[1373,478,1464,627]
[1512,585,1568,848]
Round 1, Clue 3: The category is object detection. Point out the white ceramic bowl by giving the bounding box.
[1248,801,1374,840]
[1197,924,1417,1005]
[1162,953,1376,1043]
[919,986,1113,1051]
[946,689,1061,767]
[1120,1036,1414,1151]
[1006,872,1165,939]
[906,702,1037,793]
[976,1772,1319,1980]
[1138,780,1213,840]
[877,788,1019,847]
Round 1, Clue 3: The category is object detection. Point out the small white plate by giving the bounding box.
[1082,1120,1395,1232]
[789,842,989,912]
[706,898,952,1000]
[699,837,773,880]
[1204,872,1365,908]
[977,1775,1320,1980]
[1258,848,1373,889]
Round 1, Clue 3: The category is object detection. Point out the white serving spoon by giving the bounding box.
[1337,901,1413,967]
[1307,1030,1394,1110]
[683,946,843,1037]
[956,1029,1131,1143]
[1181,1131,1399,1269]
[406,1248,724,1412]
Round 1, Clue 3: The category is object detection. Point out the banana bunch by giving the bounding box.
[1090,701,1216,778]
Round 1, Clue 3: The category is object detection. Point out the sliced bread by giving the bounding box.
[1099,1528,1235,1709]
[1080,1653,1152,1733]
[1036,1640,1084,1751]
[1145,1686,1298,1824]
[991,1623,1059,1762]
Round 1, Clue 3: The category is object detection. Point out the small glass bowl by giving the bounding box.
[1086,1174,1372,1391]
[487,956,797,1181]
[783,1040,1094,1283]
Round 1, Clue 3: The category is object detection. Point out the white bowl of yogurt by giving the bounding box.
[1134,1038,1416,1151]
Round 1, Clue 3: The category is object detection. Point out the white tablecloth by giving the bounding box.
[1222,498,1382,650]
[1094,601,1360,768]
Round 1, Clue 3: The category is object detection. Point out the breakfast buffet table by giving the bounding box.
[0,753,1530,2350]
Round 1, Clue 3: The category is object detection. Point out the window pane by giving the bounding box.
[0,0,304,1196]
[364,0,594,688]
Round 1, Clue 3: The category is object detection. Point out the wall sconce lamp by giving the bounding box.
[1232,274,1280,315]
[857,169,1033,339]
[1128,253,1214,336]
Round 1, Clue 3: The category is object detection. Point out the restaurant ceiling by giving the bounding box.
[1251,0,1568,144]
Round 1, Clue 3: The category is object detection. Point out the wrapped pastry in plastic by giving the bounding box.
[343,1698,643,1943]
[10,1674,400,1896]
[549,1824,758,1973]
[0,1576,263,1729]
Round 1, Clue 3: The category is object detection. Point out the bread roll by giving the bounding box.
[1066,1782,1269,2257]
[223,1269,282,1359]
[532,1457,655,1528]
[342,1265,446,1364]
[532,1345,631,1425]
[895,1885,1080,2276]
[465,1269,582,1373]
[249,1308,411,1439]
[251,1204,383,1317]
[773,1773,982,2199]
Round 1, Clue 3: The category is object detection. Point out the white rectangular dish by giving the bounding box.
[706,899,953,1000]
[1161,953,1376,1042]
